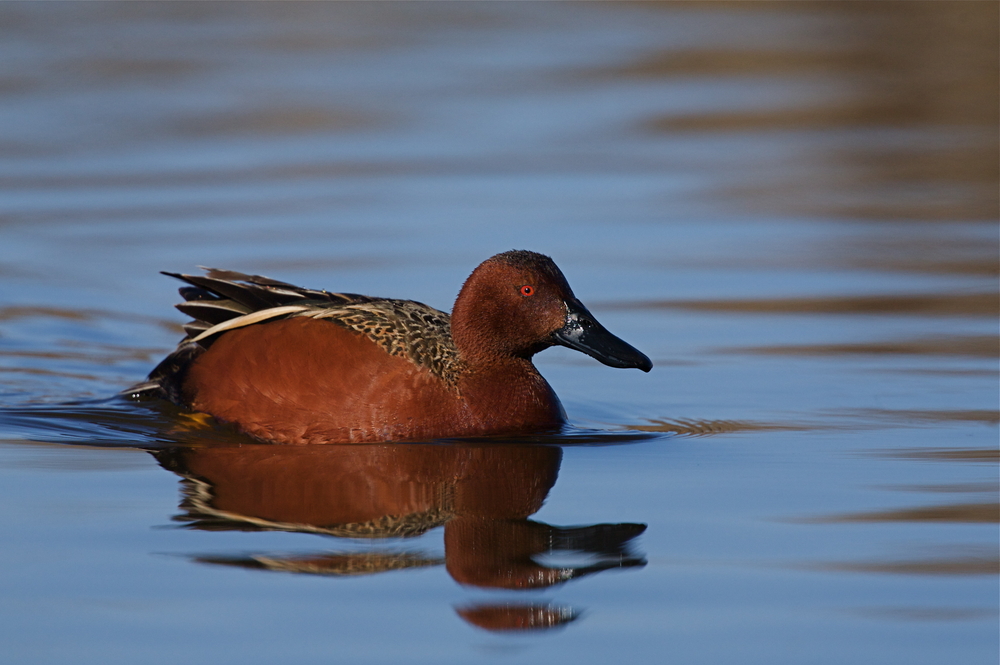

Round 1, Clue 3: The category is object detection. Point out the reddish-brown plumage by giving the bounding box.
[183,317,562,443]
[137,250,651,444]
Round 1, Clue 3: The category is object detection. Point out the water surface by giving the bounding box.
[0,3,997,664]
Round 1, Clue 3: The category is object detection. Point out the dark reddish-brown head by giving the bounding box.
[451,250,652,372]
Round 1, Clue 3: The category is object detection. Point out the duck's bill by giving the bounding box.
[553,299,652,372]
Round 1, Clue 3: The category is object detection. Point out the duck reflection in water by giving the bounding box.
[154,441,646,632]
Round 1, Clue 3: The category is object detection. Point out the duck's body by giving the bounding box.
[131,251,650,444]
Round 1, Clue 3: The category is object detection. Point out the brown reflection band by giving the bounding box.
[724,335,998,358]
[607,294,998,318]
[812,555,999,577]
[805,502,999,525]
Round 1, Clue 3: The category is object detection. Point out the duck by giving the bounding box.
[129,250,651,444]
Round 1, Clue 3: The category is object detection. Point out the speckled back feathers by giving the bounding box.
[309,300,462,385]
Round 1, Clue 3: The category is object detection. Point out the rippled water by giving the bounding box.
[1,3,997,664]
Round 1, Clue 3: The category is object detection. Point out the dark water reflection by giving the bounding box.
[155,442,644,631]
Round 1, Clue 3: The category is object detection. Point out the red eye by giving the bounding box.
[520,285,535,297]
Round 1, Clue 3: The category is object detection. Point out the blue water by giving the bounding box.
[0,3,997,664]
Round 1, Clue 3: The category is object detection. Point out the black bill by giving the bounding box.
[552,299,652,372]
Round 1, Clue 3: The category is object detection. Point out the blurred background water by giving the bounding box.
[0,2,997,664]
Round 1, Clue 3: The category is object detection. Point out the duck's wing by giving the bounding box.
[126,269,461,403]
[164,267,374,339]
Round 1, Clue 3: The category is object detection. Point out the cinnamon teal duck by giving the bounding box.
[129,250,651,443]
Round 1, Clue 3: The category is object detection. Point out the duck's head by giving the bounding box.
[451,250,652,372]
